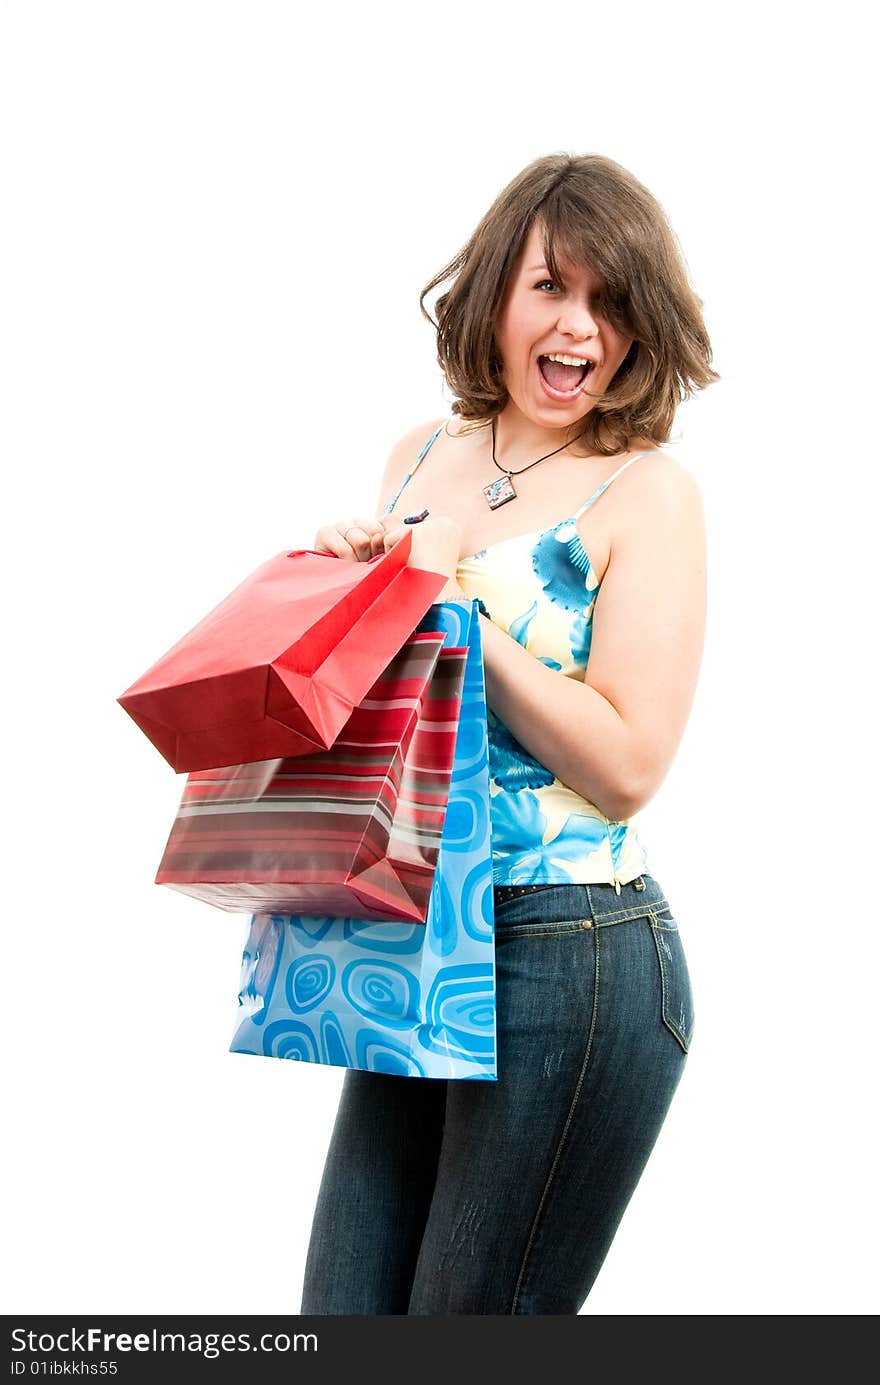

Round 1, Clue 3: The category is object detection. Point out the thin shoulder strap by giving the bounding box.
[573,450,662,518]
[382,421,446,516]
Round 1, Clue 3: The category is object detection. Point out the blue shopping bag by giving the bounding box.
[228,599,497,1081]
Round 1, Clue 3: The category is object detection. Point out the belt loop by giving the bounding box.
[583,882,597,930]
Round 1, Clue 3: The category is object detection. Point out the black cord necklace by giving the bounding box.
[482,415,588,510]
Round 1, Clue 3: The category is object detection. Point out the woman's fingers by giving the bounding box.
[342,516,388,561]
[381,522,408,553]
[311,525,353,558]
[313,517,389,561]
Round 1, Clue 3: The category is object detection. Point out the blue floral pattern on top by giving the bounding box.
[383,420,663,892]
[530,520,596,613]
[486,706,555,792]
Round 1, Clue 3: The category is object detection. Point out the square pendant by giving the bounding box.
[482,474,517,510]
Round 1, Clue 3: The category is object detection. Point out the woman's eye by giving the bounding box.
[535,279,559,292]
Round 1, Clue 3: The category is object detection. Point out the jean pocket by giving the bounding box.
[494,917,591,940]
[493,886,592,940]
[649,907,695,1054]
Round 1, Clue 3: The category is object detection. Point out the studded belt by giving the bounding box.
[492,883,562,906]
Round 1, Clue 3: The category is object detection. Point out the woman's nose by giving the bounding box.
[556,301,601,339]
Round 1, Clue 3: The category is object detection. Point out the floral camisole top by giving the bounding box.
[383,420,664,894]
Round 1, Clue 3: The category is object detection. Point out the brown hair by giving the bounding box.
[419,152,719,457]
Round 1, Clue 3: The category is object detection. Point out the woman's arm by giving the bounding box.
[475,460,707,820]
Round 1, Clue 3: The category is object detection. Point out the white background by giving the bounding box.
[2,0,877,1316]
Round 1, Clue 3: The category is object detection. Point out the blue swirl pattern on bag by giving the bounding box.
[228,599,498,1081]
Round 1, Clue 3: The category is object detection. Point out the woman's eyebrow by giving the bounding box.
[528,261,607,292]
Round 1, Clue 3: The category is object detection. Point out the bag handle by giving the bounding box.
[285,547,390,562]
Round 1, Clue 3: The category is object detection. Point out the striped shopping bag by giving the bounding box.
[155,630,468,923]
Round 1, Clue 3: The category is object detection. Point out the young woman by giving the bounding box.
[300,152,716,1315]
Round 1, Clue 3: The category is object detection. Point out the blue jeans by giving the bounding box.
[299,873,694,1315]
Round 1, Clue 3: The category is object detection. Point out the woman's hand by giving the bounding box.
[381,514,467,599]
[311,512,467,599]
[312,515,390,561]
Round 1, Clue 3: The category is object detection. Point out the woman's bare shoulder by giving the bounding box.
[392,415,448,457]
[613,446,706,557]
[621,444,703,508]
[374,416,448,511]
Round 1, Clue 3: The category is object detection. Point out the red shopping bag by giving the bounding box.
[154,630,468,922]
[117,532,446,772]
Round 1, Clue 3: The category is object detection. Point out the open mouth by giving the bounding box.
[537,355,592,394]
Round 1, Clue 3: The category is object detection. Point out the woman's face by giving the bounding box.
[494,220,635,428]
